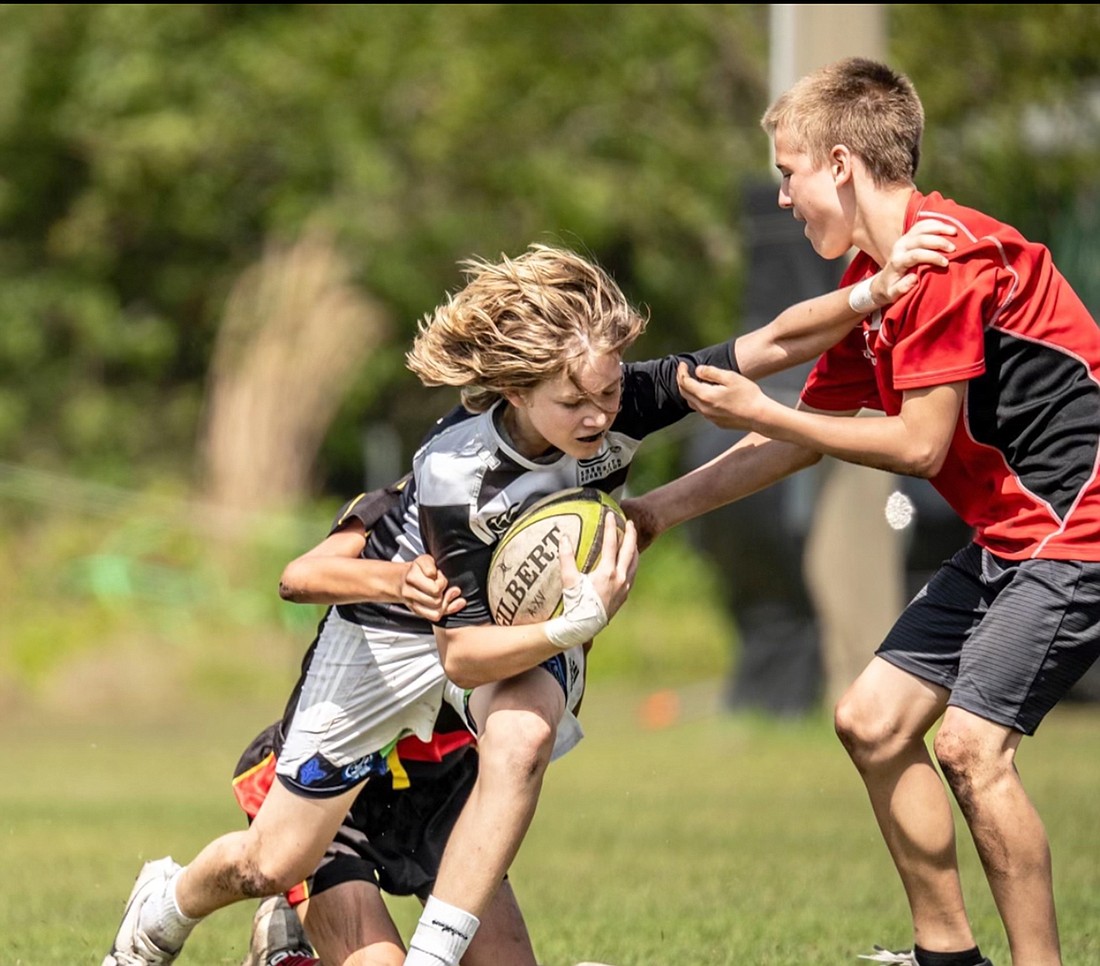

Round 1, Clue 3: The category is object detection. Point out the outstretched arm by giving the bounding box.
[624,375,964,550]
[734,218,956,379]
[623,219,958,549]
[623,428,822,551]
[678,364,964,477]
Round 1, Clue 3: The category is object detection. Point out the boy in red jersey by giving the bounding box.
[623,57,1100,966]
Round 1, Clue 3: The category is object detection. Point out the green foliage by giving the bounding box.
[891,4,1100,252]
[0,4,768,491]
[0,473,324,706]
[2,5,1099,492]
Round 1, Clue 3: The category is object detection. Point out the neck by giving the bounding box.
[498,404,551,460]
[853,184,916,267]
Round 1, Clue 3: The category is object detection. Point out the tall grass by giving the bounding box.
[3,684,1098,965]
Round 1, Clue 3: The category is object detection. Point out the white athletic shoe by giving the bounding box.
[102,857,184,965]
[859,947,916,964]
[241,895,318,966]
[859,949,994,966]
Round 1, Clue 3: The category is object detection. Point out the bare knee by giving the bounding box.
[834,690,873,764]
[477,709,555,785]
[933,724,995,811]
[834,690,906,773]
[229,835,316,899]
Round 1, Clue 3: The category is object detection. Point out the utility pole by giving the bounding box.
[771,5,907,707]
[706,5,904,715]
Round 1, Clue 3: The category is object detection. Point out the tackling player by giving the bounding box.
[624,57,1100,966]
[231,481,539,966]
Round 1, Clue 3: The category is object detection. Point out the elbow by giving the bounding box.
[795,448,823,473]
[278,580,303,603]
[902,442,947,479]
[437,639,485,689]
[441,655,483,690]
[278,561,308,602]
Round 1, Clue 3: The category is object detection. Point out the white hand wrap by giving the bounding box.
[545,573,609,650]
[847,277,877,316]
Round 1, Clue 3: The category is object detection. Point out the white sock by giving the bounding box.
[138,867,201,951]
[404,895,480,966]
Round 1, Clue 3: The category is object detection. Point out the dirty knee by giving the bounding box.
[932,727,982,798]
[223,860,293,900]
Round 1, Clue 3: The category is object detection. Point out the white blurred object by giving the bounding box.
[884,490,916,531]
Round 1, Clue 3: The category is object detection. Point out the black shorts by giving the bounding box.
[233,710,478,902]
[313,737,477,900]
[877,542,1100,735]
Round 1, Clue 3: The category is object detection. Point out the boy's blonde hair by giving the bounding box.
[407,244,648,412]
[761,56,924,188]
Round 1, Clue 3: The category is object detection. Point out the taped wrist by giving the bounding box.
[545,574,608,650]
[847,277,877,316]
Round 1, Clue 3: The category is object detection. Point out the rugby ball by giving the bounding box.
[487,487,626,626]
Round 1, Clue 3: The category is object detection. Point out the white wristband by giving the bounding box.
[847,277,877,316]
[545,574,609,650]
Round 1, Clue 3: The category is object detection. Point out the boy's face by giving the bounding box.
[505,350,623,460]
[772,127,852,260]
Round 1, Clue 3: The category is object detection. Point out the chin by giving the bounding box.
[567,437,604,458]
[809,236,848,261]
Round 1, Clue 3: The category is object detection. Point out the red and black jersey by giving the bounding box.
[801,189,1100,561]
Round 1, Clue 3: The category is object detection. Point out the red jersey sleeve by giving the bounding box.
[885,257,989,391]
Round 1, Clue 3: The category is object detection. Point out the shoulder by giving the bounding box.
[416,408,492,465]
[330,478,409,534]
[911,189,1028,256]
[415,409,498,506]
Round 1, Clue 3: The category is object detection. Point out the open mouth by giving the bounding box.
[577,431,604,444]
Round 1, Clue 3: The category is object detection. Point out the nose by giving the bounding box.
[777,185,793,210]
[585,406,613,429]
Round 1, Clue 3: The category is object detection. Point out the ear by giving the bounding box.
[830,144,854,186]
[501,389,527,410]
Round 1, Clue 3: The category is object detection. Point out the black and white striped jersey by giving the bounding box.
[341,342,735,633]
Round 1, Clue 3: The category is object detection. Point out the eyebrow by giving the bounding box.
[564,378,620,399]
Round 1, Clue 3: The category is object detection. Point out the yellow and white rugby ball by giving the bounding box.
[487,487,626,626]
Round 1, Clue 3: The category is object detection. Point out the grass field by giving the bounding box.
[3,681,1099,966]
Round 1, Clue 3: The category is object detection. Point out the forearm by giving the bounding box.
[279,556,408,605]
[734,273,908,381]
[734,288,858,380]
[436,623,569,689]
[633,434,819,540]
[743,399,941,477]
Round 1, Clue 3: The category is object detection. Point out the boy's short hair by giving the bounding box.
[761,56,924,187]
[407,244,648,412]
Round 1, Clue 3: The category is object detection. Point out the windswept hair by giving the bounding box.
[761,57,924,187]
[407,244,649,412]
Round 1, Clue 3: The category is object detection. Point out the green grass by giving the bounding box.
[3,684,1099,965]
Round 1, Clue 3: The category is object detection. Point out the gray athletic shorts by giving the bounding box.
[877,542,1100,735]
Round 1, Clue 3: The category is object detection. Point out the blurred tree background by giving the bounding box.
[2,4,1099,716]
